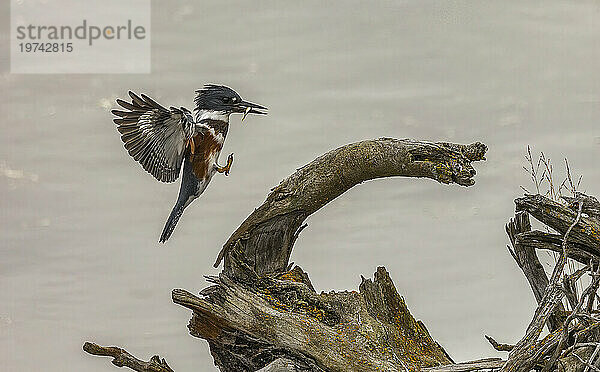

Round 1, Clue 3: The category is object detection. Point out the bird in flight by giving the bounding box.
[111,84,267,242]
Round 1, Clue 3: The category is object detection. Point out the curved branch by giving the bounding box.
[215,138,487,273]
[83,342,174,372]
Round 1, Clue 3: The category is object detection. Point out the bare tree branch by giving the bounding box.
[501,198,588,371]
[505,212,565,331]
[83,342,174,372]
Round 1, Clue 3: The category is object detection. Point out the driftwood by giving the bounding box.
[82,137,599,371]
[506,211,566,332]
[494,194,600,372]
[82,342,174,372]
[173,265,453,371]
[182,138,486,371]
[216,138,487,276]
[423,358,505,372]
[84,138,495,371]
[515,195,600,256]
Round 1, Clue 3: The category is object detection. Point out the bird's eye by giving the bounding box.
[222,97,230,103]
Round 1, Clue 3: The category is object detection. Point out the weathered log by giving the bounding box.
[174,264,453,371]
[515,230,595,265]
[215,138,487,276]
[422,358,505,372]
[515,195,600,256]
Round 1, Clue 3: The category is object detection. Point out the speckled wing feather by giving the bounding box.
[112,91,195,183]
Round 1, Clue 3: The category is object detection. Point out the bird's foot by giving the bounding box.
[216,153,234,176]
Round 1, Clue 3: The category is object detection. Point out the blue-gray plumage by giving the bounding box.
[111,85,267,242]
[159,155,205,243]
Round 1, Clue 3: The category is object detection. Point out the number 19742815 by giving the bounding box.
[18,43,73,52]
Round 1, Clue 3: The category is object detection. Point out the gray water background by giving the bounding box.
[1,1,600,371]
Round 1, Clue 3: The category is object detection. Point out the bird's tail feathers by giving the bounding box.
[159,203,185,243]
[159,155,202,243]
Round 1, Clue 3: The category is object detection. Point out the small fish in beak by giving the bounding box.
[241,106,252,122]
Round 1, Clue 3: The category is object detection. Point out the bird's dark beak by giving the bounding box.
[236,100,268,122]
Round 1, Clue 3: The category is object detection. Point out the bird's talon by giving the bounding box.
[216,154,234,175]
[225,154,234,176]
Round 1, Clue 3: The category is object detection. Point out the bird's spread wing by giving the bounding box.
[112,91,195,183]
